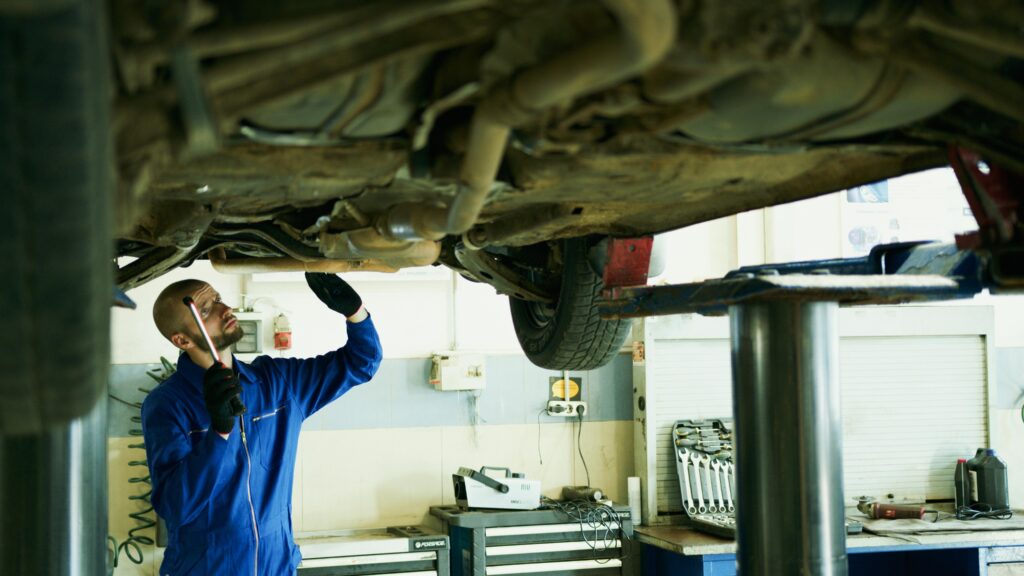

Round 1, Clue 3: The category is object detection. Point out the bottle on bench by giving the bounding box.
[976,449,1010,513]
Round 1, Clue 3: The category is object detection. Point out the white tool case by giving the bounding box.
[453,466,541,511]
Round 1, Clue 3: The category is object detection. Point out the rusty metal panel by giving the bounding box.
[602,237,654,289]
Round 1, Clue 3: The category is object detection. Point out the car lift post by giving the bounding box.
[598,243,988,576]
[729,296,845,575]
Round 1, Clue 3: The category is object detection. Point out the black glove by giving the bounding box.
[305,272,363,317]
[203,363,243,434]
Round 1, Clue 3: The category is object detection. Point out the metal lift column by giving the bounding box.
[730,299,845,576]
[597,243,980,576]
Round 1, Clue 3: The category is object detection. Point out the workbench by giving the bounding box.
[636,524,1024,576]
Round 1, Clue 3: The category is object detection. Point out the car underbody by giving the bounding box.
[111,0,1023,291]
[2,0,1023,434]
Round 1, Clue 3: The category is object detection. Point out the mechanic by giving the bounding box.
[142,272,382,575]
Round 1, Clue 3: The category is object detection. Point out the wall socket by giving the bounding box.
[546,400,587,417]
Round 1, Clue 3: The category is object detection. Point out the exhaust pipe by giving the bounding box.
[210,256,404,274]
[208,226,441,274]
[381,0,678,241]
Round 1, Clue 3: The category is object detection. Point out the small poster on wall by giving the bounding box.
[549,376,582,402]
[840,169,976,258]
[842,181,896,257]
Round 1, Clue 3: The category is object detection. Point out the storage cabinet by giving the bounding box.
[431,505,639,576]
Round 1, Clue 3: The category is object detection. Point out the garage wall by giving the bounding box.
[111,260,526,364]
[107,356,635,575]
[107,261,636,575]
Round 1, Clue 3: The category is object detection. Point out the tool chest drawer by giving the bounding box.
[296,525,450,576]
[431,505,639,576]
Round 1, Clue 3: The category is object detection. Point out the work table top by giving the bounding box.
[636,524,1024,557]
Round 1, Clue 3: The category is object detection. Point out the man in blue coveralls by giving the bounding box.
[142,272,382,575]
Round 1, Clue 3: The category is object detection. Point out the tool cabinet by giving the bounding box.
[431,505,639,576]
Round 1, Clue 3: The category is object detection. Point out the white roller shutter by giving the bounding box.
[841,335,988,501]
[650,338,731,513]
[635,306,991,523]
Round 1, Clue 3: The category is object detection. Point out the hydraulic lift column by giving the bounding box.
[730,300,846,576]
[597,249,975,576]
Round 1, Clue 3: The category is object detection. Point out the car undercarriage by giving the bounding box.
[3,0,1023,432]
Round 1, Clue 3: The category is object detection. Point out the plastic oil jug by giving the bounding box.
[976,449,1010,512]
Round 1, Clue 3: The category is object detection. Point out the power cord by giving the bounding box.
[536,407,547,465]
[541,497,631,562]
[576,410,591,487]
[955,504,1014,521]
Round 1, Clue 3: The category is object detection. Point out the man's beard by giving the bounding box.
[189,323,245,353]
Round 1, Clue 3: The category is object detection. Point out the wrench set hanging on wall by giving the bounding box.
[673,419,738,538]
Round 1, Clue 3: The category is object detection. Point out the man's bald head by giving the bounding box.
[153,279,209,341]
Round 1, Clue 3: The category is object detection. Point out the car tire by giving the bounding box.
[0,0,113,434]
[510,237,631,370]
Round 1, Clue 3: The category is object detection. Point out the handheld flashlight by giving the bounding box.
[183,296,246,415]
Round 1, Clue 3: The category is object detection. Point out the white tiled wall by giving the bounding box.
[107,421,633,575]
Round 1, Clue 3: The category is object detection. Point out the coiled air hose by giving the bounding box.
[108,358,174,567]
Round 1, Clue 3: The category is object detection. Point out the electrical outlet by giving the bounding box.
[547,400,587,417]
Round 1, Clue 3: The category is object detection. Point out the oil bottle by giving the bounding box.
[954,459,969,511]
[976,449,1010,512]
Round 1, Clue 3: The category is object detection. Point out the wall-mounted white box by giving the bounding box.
[233,312,263,354]
[429,353,486,391]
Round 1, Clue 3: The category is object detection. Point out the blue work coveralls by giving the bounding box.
[142,317,382,575]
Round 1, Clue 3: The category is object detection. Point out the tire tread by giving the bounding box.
[510,238,631,370]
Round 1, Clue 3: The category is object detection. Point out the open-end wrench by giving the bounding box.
[679,448,697,515]
[723,462,735,512]
[690,452,707,514]
[711,458,726,513]
[701,455,719,513]
[708,456,722,514]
